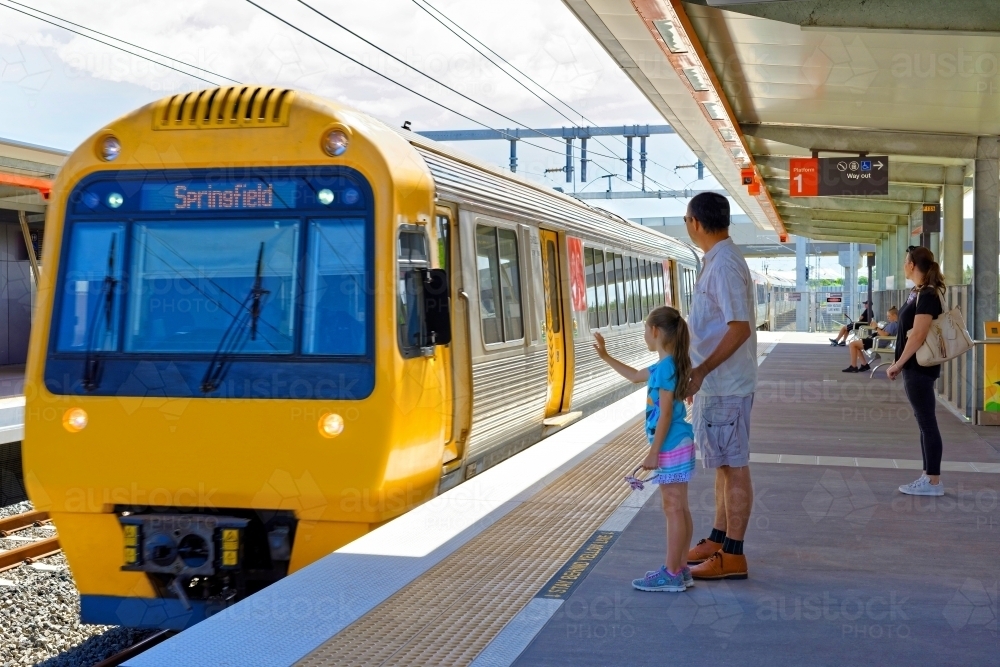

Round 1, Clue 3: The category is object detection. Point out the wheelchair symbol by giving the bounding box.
[861,160,871,171]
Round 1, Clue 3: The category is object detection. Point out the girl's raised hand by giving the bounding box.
[593,332,608,359]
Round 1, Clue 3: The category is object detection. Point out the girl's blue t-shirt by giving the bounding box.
[645,356,695,449]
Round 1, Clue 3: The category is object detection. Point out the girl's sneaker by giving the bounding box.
[682,566,694,589]
[632,566,686,592]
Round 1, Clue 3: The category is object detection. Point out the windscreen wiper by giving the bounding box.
[201,242,270,393]
[82,235,118,391]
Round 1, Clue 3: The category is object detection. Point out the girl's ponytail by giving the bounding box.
[647,306,693,400]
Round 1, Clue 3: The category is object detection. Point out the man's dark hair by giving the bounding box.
[688,192,730,233]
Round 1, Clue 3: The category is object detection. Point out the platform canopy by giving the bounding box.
[563,0,996,261]
[0,137,66,216]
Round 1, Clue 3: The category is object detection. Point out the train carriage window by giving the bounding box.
[614,254,627,325]
[544,239,560,335]
[435,213,450,271]
[642,259,656,315]
[584,247,598,329]
[497,228,524,341]
[654,262,664,307]
[633,258,642,321]
[648,261,658,308]
[595,250,608,328]
[475,224,523,344]
[394,226,430,356]
[55,222,125,352]
[476,225,503,344]
[624,256,636,324]
[635,259,648,321]
[606,252,619,326]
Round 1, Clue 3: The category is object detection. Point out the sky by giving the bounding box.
[0,0,725,221]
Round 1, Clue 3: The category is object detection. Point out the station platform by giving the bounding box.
[127,335,1000,667]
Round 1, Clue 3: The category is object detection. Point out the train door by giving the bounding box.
[436,206,472,477]
[539,229,566,417]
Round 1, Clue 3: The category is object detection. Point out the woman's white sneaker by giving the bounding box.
[898,476,943,496]
[898,474,928,492]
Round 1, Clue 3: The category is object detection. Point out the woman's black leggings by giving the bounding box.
[902,368,943,475]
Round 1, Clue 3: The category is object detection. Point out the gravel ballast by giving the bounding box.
[0,500,157,667]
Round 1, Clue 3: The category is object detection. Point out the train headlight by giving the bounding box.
[99,135,121,161]
[107,192,124,209]
[63,408,88,433]
[317,188,334,205]
[322,130,349,157]
[318,412,345,438]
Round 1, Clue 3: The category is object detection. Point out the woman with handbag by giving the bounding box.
[886,246,945,496]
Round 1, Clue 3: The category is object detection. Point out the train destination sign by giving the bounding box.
[141,180,299,211]
[73,173,367,215]
[789,156,889,197]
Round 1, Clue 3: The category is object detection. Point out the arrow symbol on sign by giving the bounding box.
[874,161,885,170]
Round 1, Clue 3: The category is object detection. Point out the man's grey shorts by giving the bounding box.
[693,394,754,468]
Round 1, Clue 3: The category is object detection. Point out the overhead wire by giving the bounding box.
[412,0,691,191]
[243,0,629,165]
[4,0,693,195]
[284,0,629,164]
[408,0,634,187]
[0,1,228,86]
[3,0,241,83]
[294,0,653,188]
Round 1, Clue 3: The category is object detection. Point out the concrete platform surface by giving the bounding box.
[515,463,999,666]
[515,341,1000,666]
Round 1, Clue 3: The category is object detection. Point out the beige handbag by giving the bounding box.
[910,290,973,366]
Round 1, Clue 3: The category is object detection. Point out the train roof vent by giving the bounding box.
[153,86,294,130]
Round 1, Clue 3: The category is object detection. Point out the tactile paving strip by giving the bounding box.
[294,421,647,667]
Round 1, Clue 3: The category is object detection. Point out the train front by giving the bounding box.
[22,87,450,628]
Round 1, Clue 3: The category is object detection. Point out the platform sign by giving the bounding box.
[923,203,941,233]
[789,158,819,196]
[825,293,843,314]
[789,156,889,196]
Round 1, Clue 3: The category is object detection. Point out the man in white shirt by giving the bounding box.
[682,192,756,581]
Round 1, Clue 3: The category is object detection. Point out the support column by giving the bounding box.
[974,136,1000,341]
[848,242,858,315]
[895,221,909,289]
[580,138,588,182]
[626,136,634,181]
[943,182,964,284]
[973,136,999,416]
[565,138,573,184]
[884,229,896,290]
[796,235,808,332]
[509,139,517,173]
[875,240,884,290]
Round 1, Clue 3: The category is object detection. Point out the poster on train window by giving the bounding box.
[566,236,587,312]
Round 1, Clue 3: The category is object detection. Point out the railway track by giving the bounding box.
[0,509,60,572]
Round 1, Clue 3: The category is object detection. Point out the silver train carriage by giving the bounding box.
[403,133,703,490]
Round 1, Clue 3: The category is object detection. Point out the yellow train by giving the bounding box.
[24,86,700,628]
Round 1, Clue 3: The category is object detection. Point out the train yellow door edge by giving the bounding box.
[539,229,567,419]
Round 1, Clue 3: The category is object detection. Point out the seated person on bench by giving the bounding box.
[830,299,875,346]
[843,307,899,373]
